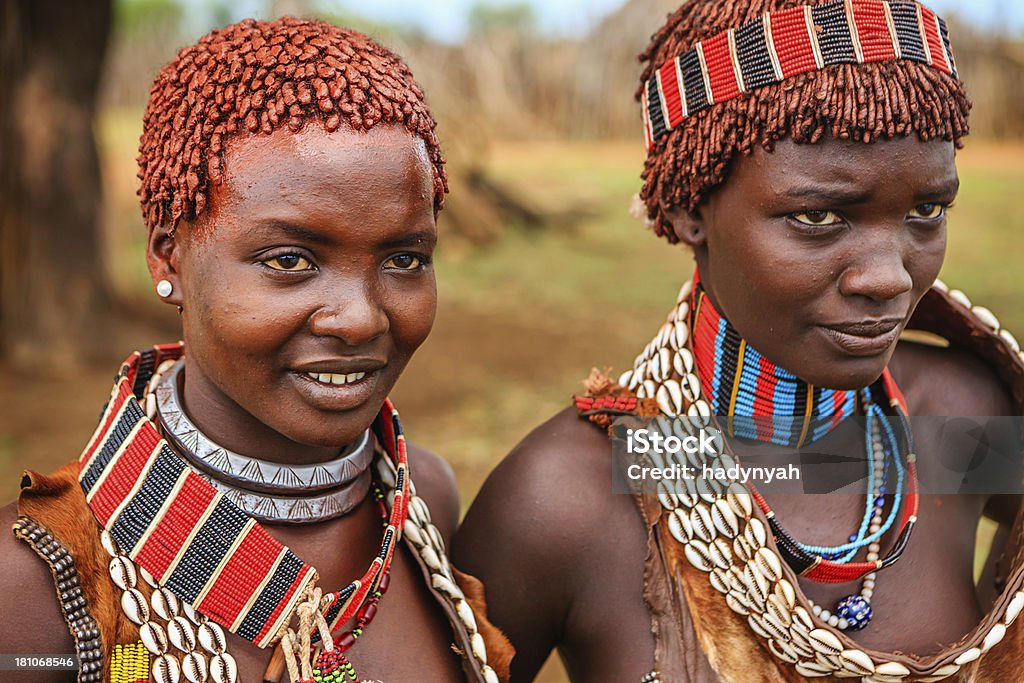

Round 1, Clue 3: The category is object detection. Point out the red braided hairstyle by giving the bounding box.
[138,17,447,234]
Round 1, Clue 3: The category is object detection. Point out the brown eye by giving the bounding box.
[793,210,841,226]
[384,254,423,270]
[265,254,312,271]
[909,203,946,220]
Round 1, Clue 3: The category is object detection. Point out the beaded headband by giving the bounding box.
[641,0,958,149]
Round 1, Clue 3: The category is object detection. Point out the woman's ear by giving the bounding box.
[146,223,183,307]
[664,204,708,248]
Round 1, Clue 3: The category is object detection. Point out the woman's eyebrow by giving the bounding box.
[253,219,334,245]
[379,230,437,250]
[777,183,872,204]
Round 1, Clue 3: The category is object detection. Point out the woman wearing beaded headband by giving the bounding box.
[455,0,1024,681]
[0,17,511,683]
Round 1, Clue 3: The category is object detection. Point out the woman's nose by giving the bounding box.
[308,287,390,346]
[837,231,914,303]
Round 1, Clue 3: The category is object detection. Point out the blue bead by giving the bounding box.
[836,595,872,631]
[848,534,857,542]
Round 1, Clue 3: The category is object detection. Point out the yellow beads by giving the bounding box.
[110,641,150,683]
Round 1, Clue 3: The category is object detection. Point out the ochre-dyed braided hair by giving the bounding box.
[138,17,447,234]
[638,0,971,242]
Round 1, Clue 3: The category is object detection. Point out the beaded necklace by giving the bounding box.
[688,281,919,586]
[81,345,408,682]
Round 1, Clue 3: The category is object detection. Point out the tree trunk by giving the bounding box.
[0,0,113,367]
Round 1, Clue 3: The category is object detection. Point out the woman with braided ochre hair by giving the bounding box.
[455,0,1024,681]
[0,17,511,683]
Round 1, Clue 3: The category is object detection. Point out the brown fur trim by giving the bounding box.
[453,567,514,683]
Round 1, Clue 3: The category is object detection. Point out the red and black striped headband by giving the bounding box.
[641,0,957,149]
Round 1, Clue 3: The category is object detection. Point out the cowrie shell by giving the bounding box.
[432,573,459,598]
[873,660,911,677]
[839,648,874,675]
[656,379,683,416]
[650,352,664,383]
[747,613,771,639]
[971,305,1000,331]
[403,519,426,547]
[916,664,961,682]
[683,539,715,572]
[982,623,1007,652]
[121,588,150,625]
[768,638,799,663]
[471,632,487,662]
[742,563,770,604]
[618,370,634,388]
[455,599,478,633]
[932,278,948,292]
[808,628,843,656]
[745,517,768,547]
[629,363,644,390]
[410,496,431,525]
[420,545,443,572]
[168,615,197,652]
[766,593,792,627]
[427,523,445,552]
[726,484,753,518]
[733,535,755,563]
[709,568,731,594]
[678,280,694,304]
[773,579,796,610]
[109,555,137,591]
[708,538,733,570]
[639,379,657,399]
[481,665,500,683]
[140,621,169,655]
[725,592,751,616]
[794,661,832,677]
[690,505,717,543]
[182,601,203,626]
[152,587,180,621]
[954,647,981,665]
[674,348,695,376]
[139,565,159,588]
[667,509,692,544]
[198,622,226,654]
[152,653,181,683]
[1004,591,1024,626]
[754,547,784,582]
[671,321,689,350]
[682,373,701,403]
[181,652,208,683]
[100,530,118,557]
[949,289,972,309]
[711,499,740,538]
[999,329,1021,354]
[657,480,680,511]
[760,610,791,641]
[209,652,237,683]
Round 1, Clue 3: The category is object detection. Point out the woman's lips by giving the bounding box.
[289,368,380,410]
[819,319,903,356]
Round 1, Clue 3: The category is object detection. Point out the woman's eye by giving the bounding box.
[792,210,842,226]
[909,203,947,220]
[384,254,424,270]
[264,254,313,271]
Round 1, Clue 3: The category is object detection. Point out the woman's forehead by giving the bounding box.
[733,135,959,195]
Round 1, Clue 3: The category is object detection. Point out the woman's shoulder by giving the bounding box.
[890,338,1013,415]
[0,499,78,678]
[405,441,460,541]
[457,406,634,563]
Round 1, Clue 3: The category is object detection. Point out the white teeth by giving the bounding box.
[304,371,367,385]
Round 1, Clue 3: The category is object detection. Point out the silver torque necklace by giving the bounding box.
[155,359,375,524]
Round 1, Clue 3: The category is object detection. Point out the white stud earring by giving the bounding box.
[156,280,173,298]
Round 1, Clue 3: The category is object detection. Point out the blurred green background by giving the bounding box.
[1,2,1022,681]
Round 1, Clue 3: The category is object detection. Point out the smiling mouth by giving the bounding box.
[303,371,367,386]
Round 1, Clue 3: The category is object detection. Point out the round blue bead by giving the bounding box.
[836,595,872,631]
